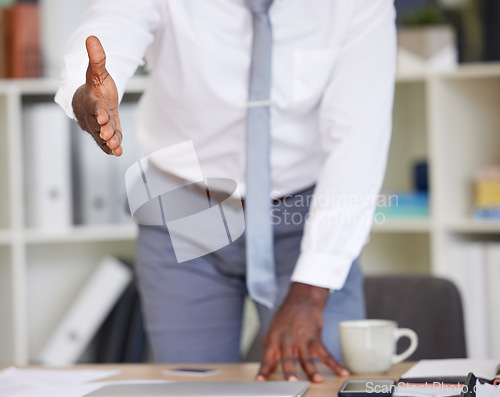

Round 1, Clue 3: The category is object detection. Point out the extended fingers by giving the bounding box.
[280,335,298,381]
[111,144,123,156]
[104,124,121,149]
[107,122,123,155]
[257,343,280,381]
[310,340,349,377]
[299,344,323,383]
[94,102,122,156]
[259,333,345,383]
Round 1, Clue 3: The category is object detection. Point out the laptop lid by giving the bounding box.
[85,381,310,397]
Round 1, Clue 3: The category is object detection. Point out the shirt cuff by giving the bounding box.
[54,62,87,120]
[290,251,355,291]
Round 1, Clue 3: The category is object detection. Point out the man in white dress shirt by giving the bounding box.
[56,0,396,383]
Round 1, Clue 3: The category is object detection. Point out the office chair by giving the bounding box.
[364,275,467,360]
[244,275,467,362]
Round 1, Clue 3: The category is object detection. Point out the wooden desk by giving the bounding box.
[44,362,414,397]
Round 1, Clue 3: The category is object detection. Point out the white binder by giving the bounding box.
[445,242,490,359]
[74,123,115,225]
[112,101,141,224]
[24,103,72,230]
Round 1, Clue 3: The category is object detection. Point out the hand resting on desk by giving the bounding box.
[257,282,350,384]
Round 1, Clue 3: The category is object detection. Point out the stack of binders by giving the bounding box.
[72,101,141,226]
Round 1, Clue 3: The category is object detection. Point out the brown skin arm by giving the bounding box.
[72,35,123,156]
[257,282,349,383]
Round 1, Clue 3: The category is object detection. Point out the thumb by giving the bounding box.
[85,35,107,80]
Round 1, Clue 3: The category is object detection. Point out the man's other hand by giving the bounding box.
[72,35,123,156]
[256,282,349,383]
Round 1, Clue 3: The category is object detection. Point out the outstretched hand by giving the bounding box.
[256,283,349,383]
[72,35,123,156]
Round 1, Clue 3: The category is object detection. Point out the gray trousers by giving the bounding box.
[135,186,366,363]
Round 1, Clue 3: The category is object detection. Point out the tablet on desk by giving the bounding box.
[84,381,310,397]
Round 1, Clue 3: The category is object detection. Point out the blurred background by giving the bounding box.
[0,0,499,367]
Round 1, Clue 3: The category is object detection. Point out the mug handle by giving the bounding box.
[392,328,419,364]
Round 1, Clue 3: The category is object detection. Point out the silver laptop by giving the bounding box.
[85,381,310,397]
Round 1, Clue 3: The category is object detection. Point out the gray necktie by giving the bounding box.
[244,0,277,309]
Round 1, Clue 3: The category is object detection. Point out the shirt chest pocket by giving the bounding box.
[292,49,334,106]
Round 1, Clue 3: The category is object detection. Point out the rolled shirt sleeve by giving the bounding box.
[291,0,397,290]
[55,0,164,119]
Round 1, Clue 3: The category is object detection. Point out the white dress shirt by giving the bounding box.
[56,0,397,291]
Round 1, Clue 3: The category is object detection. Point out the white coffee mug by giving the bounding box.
[339,319,418,374]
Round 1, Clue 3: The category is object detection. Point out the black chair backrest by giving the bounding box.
[364,275,467,360]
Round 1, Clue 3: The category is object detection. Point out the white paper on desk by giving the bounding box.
[401,359,499,380]
[0,367,120,397]
[11,379,169,397]
[476,380,500,397]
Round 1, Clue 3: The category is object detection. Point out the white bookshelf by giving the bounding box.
[0,77,146,365]
[1,65,500,364]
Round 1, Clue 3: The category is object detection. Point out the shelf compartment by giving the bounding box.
[362,233,431,275]
[382,81,429,194]
[432,76,500,224]
[26,241,135,361]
